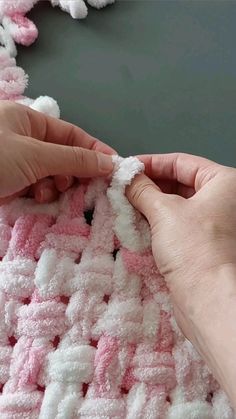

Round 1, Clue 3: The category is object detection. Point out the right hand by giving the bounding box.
[127,153,236,340]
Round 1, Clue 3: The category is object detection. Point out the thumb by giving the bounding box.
[126,173,169,224]
[34,140,114,178]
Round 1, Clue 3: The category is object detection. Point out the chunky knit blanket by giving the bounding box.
[0,2,235,418]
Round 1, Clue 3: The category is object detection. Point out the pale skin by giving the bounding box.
[0,101,114,205]
[1,101,236,409]
[126,153,236,409]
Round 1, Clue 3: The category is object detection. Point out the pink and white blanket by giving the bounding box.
[0,2,234,418]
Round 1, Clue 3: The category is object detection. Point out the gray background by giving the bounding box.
[18,0,236,166]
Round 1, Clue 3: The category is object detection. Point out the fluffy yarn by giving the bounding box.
[0,156,234,418]
[0,0,114,113]
[0,2,234,418]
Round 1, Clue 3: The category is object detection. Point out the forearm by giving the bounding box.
[187,263,236,409]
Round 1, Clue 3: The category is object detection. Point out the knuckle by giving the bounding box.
[66,125,77,146]
[28,139,49,179]
[129,181,152,203]
[72,146,85,168]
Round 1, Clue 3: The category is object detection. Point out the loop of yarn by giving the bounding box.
[0,1,234,418]
[0,0,116,113]
[0,156,234,417]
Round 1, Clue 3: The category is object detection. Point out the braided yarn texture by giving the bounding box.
[0,156,233,418]
[0,2,234,418]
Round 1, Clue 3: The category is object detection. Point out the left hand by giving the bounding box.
[0,101,115,204]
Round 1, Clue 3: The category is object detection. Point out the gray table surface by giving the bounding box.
[18,0,236,166]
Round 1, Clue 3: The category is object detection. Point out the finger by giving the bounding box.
[33,178,59,203]
[31,139,114,178]
[126,173,168,224]
[25,105,116,154]
[54,175,74,192]
[138,153,220,191]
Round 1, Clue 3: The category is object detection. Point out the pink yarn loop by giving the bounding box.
[0,1,233,417]
[7,14,38,46]
[0,66,28,100]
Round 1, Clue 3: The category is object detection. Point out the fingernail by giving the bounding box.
[97,154,114,174]
[38,187,53,203]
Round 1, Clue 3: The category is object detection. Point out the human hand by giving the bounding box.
[127,153,236,339]
[0,101,114,205]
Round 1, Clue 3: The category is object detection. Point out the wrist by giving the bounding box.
[185,263,236,408]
